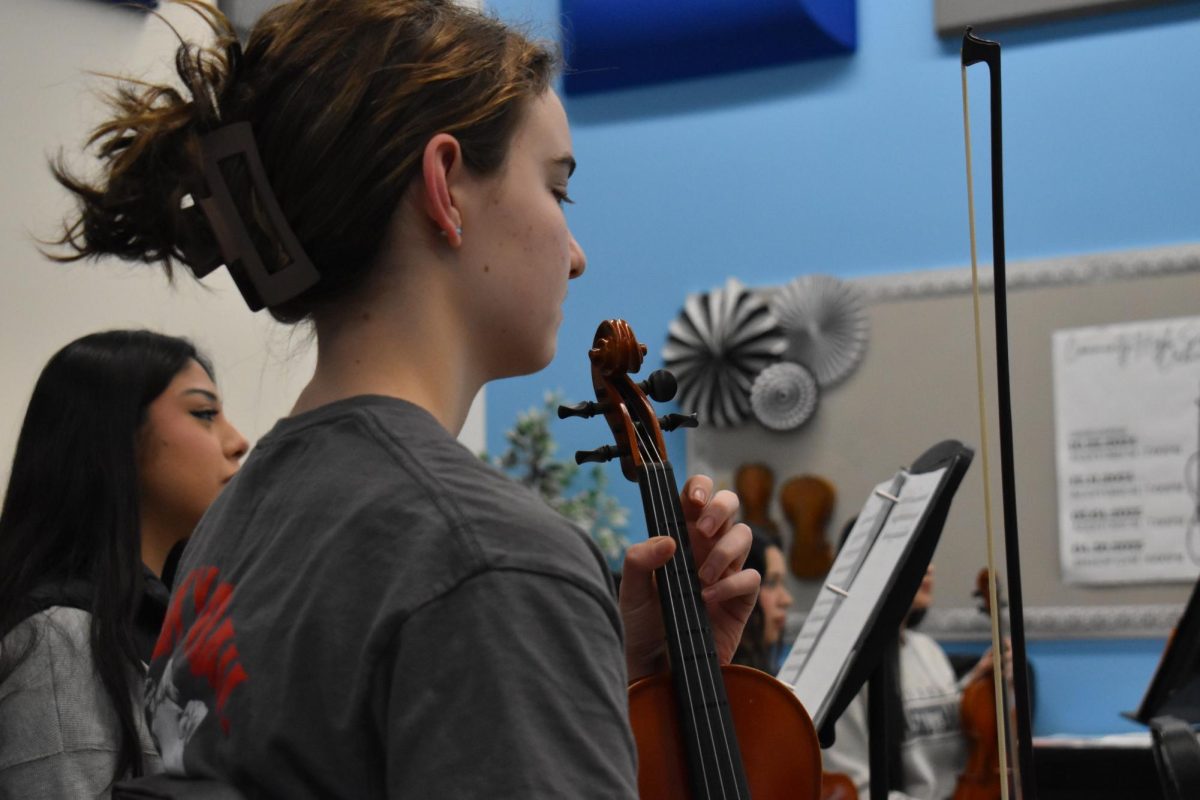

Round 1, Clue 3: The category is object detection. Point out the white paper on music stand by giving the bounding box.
[776,467,948,730]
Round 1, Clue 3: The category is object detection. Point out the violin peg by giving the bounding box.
[658,412,699,432]
[638,369,678,403]
[557,400,604,420]
[575,444,622,465]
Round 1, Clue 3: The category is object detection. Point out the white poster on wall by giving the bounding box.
[1053,316,1200,585]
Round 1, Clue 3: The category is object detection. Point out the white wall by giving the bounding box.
[0,0,484,486]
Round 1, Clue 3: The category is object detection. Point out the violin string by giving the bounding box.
[651,460,744,797]
[634,421,742,798]
[631,422,721,799]
[638,424,720,800]
[962,62,1013,800]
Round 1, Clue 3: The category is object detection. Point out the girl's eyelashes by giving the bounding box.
[553,189,575,206]
[190,409,219,422]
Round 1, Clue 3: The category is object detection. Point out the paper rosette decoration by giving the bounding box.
[750,361,820,431]
[662,278,787,428]
[769,274,869,387]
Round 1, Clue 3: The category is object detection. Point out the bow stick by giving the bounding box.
[961,27,1037,800]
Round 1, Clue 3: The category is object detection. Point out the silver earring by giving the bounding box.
[439,226,463,239]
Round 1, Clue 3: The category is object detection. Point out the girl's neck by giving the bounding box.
[293,276,484,437]
[139,517,183,579]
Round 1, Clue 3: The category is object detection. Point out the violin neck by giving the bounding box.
[637,462,750,798]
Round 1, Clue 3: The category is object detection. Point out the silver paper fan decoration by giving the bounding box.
[662,277,786,428]
[769,274,869,387]
[751,362,819,431]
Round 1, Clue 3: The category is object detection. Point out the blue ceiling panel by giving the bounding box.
[562,0,856,95]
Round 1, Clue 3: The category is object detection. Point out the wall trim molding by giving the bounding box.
[852,243,1200,303]
[920,603,1184,641]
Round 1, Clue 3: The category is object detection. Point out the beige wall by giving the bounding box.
[688,252,1200,626]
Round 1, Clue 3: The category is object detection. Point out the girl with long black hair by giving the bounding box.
[0,330,247,797]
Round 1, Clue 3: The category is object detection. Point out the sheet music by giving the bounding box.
[775,475,901,686]
[776,467,949,730]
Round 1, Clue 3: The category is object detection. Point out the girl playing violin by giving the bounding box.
[51,1,758,795]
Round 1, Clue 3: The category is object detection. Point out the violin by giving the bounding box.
[953,568,1002,800]
[819,772,858,800]
[734,463,783,547]
[781,475,836,580]
[564,319,822,799]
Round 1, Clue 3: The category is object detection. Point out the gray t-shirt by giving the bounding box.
[145,396,637,799]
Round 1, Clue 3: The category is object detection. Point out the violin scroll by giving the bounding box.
[588,318,645,377]
[559,319,692,483]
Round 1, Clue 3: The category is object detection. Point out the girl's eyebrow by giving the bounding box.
[183,388,219,403]
[550,154,576,177]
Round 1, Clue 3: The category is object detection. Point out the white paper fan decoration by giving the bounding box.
[769,274,869,387]
[662,277,786,428]
[751,361,819,431]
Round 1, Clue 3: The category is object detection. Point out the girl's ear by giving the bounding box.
[421,133,465,248]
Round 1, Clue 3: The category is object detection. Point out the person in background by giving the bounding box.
[0,330,247,798]
[50,1,759,795]
[733,531,795,673]
[821,559,994,800]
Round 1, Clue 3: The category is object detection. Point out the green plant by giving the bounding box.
[487,391,631,568]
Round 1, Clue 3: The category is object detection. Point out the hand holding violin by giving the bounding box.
[621,475,758,682]
[564,319,821,799]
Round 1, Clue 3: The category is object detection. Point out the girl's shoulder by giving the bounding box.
[1,607,99,767]
[2,605,94,669]
[0,607,161,794]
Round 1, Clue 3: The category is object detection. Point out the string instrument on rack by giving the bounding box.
[953,568,1002,800]
[781,475,837,579]
[561,318,822,800]
[734,463,783,547]
[960,27,1038,799]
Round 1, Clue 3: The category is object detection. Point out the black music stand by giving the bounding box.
[1124,575,1200,799]
[1129,575,1200,727]
[835,441,972,800]
[777,440,973,800]
[1123,573,1200,796]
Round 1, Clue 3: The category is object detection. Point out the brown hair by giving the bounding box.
[52,0,558,323]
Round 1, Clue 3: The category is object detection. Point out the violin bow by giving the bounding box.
[961,27,1037,800]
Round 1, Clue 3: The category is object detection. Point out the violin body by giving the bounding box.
[735,463,783,546]
[629,664,822,800]
[953,671,1002,800]
[781,475,836,579]
[819,772,858,800]
[953,568,1002,800]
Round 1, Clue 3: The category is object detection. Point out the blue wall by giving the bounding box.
[943,638,1168,736]
[486,0,1200,735]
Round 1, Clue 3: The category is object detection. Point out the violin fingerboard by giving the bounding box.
[639,463,751,800]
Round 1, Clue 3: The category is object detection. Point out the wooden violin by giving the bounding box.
[564,319,822,799]
[953,568,1002,800]
[819,772,859,800]
[734,463,783,547]
[781,475,837,580]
